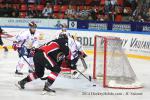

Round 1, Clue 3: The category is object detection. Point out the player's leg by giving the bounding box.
[15,57,24,75]
[28,57,35,73]
[60,60,72,78]
[26,49,35,73]
[0,37,8,52]
[16,51,45,89]
[2,45,8,52]
[15,48,26,75]
[43,66,61,92]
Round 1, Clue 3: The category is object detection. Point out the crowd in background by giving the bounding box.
[0,0,150,22]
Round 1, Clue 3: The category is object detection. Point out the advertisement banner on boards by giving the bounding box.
[0,18,68,28]
[69,21,77,29]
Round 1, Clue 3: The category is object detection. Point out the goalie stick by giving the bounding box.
[76,69,91,81]
[80,57,87,69]
[71,56,88,79]
[76,69,97,87]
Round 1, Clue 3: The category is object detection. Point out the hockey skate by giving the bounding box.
[15,70,23,75]
[4,47,8,52]
[71,70,80,79]
[42,82,56,95]
[15,78,27,89]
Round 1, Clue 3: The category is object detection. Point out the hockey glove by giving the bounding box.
[70,63,77,70]
[29,47,36,57]
[12,41,19,51]
[78,51,87,58]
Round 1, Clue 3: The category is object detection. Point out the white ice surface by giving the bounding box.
[0,50,150,100]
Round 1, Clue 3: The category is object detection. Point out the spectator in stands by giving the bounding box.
[65,5,76,19]
[110,0,117,6]
[34,5,42,18]
[74,6,81,20]
[90,0,100,6]
[55,20,62,28]
[80,6,90,20]
[28,0,36,4]
[46,0,53,4]
[104,14,110,21]
[137,15,144,22]
[130,0,138,13]
[61,0,69,5]
[47,12,54,19]
[2,0,12,4]
[24,0,35,7]
[97,15,105,21]
[11,5,19,17]
[35,0,41,5]
[146,8,150,21]
[89,6,97,20]
[26,7,36,18]
[57,0,68,5]
[132,7,141,20]
[42,3,53,18]
[3,3,14,17]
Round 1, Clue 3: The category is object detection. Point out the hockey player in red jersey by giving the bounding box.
[16,35,76,94]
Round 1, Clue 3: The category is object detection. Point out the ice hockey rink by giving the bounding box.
[0,49,150,100]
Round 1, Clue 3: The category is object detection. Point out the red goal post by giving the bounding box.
[93,35,143,89]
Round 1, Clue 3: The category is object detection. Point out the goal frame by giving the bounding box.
[93,35,143,89]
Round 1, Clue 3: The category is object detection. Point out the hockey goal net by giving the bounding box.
[93,35,143,89]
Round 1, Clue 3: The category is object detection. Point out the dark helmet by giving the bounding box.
[0,27,2,33]
[0,27,4,33]
[59,33,68,39]
[29,21,37,28]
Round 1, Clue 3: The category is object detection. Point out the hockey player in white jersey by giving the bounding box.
[68,33,87,78]
[60,32,87,78]
[12,21,40,75]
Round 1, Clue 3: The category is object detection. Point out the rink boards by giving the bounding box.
[0,27,150,60]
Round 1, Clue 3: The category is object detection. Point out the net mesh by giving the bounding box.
[93,36,143,89]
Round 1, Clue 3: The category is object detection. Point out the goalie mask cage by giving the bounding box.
[93,35,143,89]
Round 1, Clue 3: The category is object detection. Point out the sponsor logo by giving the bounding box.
[112,24,131,31]
[88,23,107,30]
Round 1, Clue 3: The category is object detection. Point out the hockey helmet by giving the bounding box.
[72,33,78,40]
[29,21,37,28]
[61,23,67,32]
[0,27,4,33]
[0,27,2,33]
[59,33,68,39]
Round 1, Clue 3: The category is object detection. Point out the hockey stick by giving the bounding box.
[76,69,97,87]
[17,48,35,71]
[79,56,87,69]
[76,69,91,82]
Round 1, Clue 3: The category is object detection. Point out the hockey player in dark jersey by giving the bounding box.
[15,35,76,94]
[0,27,9,52]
